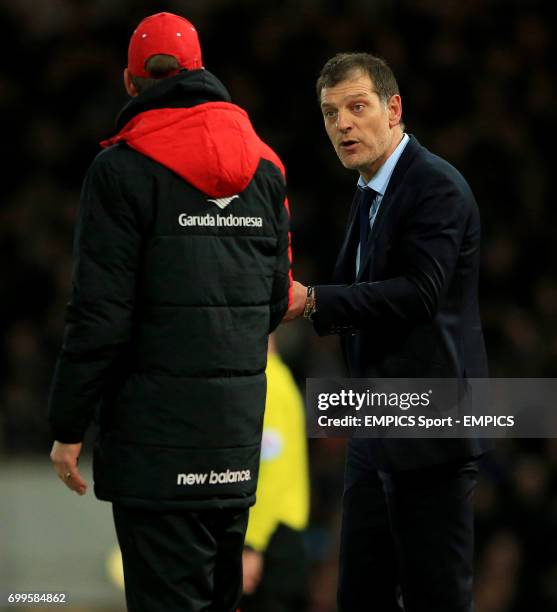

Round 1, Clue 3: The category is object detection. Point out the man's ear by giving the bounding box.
[123,68,138,97]
[387,94,402,128]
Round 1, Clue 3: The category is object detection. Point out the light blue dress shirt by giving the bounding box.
[356,133,410,275]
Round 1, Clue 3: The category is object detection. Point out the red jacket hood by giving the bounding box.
[101,102,267,198]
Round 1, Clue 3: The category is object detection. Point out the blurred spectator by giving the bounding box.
[241,335,310,611]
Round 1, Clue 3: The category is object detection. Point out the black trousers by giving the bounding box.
[113,504,249,612]
[338,440,478,612]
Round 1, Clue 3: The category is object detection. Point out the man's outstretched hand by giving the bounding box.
[282,280,307,322]
[50,441,88,496]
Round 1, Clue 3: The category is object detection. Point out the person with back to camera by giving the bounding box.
[284,52,491,611]
[48,12,292,611]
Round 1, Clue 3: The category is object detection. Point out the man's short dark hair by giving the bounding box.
[316,53,399,103]
[130,54,181,95]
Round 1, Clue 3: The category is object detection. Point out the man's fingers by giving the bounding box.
[53,462,87,494]
[281,280,307,323]
[57,466,87,495]
[50,441,86,495]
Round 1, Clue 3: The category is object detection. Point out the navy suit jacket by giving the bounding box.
[313,136,490,470]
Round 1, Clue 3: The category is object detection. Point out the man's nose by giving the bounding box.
[336,109,351,132]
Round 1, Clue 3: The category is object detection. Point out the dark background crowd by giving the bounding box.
[1,0,556,610]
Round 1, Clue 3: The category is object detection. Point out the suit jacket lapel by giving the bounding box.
[356,135,421,281]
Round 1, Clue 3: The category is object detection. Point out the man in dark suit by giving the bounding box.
[285,53,489,611]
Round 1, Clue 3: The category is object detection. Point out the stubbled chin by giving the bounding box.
[340,155,361,170]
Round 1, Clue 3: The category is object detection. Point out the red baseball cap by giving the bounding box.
[127,12,203,78]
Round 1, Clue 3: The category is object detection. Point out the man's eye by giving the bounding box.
[353,104,365,112]
[324,110,337,119]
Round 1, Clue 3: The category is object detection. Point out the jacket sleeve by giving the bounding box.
[269,195,292,332]
[48,152,142,442]
[312,173,474,336]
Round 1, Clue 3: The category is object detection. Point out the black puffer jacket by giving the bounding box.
[48,70,292,509]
